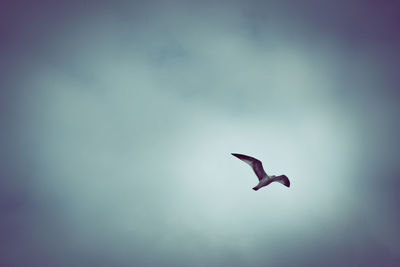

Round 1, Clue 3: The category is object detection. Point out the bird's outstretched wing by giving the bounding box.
[231,153,267,181]
[272,175,290,187]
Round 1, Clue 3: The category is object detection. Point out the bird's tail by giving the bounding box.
[273,175,290,187]
[252,186,259,191]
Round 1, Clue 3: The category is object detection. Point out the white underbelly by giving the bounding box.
[258,177,271,187]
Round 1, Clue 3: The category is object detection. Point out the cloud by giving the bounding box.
[1,1,400,266]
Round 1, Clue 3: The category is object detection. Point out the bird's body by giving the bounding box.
[253,176,274,191]
[231,153,290,191]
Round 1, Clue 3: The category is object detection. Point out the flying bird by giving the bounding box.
[231,153,290,191]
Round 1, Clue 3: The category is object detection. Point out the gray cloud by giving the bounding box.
[1,1,400,266]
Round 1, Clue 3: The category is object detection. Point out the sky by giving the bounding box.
[1,1,400,266]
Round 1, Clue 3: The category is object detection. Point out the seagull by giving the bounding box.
[231,153,290,191]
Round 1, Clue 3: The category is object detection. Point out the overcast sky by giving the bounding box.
[1,1,400,266]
